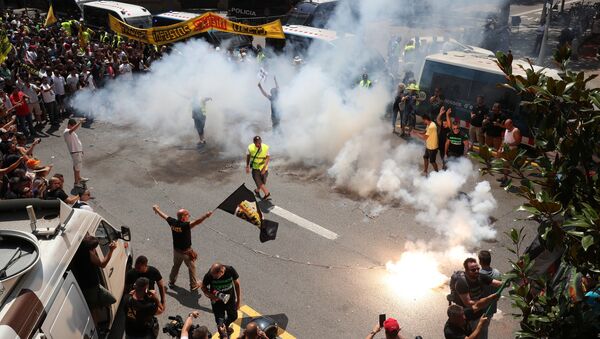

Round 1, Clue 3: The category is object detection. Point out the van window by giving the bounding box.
[95,221,118,256]
[84,6,120,29]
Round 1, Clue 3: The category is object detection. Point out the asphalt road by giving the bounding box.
[31,115,534,339]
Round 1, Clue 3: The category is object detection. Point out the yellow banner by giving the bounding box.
[0,30,13,63]
[109,12,285,46]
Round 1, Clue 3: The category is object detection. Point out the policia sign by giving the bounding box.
[109,12,285,46]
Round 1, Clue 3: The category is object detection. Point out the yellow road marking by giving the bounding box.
[210,305,296,339]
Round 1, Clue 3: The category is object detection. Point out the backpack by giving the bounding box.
[447,271,466,305]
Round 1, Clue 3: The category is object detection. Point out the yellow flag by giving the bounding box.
[0,30,13,63]
[44,4,58,27]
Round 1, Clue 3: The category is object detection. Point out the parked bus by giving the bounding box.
[227,0,293,24]
[152,11,253,50]
[418,51,561,143]
[82,1,153,30]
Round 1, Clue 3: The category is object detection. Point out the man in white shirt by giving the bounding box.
[119,57,133,81]
[64,118,88,187]
[41,76,58,125]
[51,69,66,114]
[21,79,43,124]
[66,69,79,95]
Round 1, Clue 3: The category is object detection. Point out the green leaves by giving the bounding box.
[490,48,600,338]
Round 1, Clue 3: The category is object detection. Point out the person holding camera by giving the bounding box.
[366,318,404,339]
[180,311,229,339]
[125,277,163,339]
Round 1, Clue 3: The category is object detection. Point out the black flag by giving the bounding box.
[218,184,279,242]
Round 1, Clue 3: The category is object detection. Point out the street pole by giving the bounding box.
[537,0,552,65]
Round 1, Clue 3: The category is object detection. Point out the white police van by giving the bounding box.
[0,199,132,339]
[80,1,153,30]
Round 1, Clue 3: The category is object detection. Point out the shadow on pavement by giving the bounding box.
[166,285,212,313]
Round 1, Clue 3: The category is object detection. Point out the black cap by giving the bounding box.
[253,136,261,142]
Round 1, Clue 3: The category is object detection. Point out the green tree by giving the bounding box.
[472,47,600,338]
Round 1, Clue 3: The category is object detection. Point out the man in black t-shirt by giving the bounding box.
[201,262,241,333]
[455,258,501,339]
[445,122,469,159]
[125,277,162,339]
[469,96,488,145]
[125,255,166,312]
[444,304,488,339]
[45,176,78,204]
[483,103,505,150]
[152,204,212,291]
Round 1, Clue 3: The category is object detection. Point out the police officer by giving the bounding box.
[245,136,270,200]
[359,73,372,88]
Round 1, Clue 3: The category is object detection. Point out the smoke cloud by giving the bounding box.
[74,0,503,249]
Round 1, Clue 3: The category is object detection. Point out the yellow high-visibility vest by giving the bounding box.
[248,143,269,170]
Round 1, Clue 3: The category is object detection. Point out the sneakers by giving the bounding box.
[80,177,90,183]
[168,281,176,289]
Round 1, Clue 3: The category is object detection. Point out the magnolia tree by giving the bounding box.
[473,47,600,338]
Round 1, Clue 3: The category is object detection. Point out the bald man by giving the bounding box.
[238,322,268,339]
[153,204,212,291]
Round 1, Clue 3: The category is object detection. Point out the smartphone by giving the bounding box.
[379,314,386,327]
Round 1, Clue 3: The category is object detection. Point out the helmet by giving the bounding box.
[406,83,419,91]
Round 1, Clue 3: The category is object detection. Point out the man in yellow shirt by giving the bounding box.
[413,114,439,174]
[245,136,271,199]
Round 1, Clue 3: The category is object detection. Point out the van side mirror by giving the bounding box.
[120,226,131,242]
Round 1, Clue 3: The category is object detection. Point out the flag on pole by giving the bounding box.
[218,184,279,242]
[0,30,13,64]
[44,4,58,27]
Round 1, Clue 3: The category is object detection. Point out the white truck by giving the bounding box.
[0,199,132,339]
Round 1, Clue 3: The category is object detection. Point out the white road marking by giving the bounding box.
[270,206,339,240]
[514,0,580,16]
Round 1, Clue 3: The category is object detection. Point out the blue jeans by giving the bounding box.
[17,114,35,137]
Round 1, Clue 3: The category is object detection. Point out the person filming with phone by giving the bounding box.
[366,316,404,339]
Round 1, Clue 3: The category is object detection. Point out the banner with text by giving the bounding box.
[109,12,284,46]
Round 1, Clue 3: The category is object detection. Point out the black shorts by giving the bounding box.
[251,169,268,187]
[447,150,463,158]
[423,148,438,163]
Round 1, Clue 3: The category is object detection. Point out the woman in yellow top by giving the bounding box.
[245,136,271,200]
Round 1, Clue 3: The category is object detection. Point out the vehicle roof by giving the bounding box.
[0,200,101,330]
[424,51,561,79]
[82,0,150,18]
[154,11,200,21]
[283,24,339,42]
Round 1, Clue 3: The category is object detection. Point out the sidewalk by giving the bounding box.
[509,3,600,88]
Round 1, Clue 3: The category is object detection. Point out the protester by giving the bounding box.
[445,122,469,159]
[45,176,78,204]
[63,118,87,187]
[152,204,212,291]
[40,76,58,126]
[483,103,505,150]
[478,250,501,319]
[257,76,280,130]
[413,114,439,174]
[436,106,452,168]
[444,304,488,339]
[366,318,404,339]
[192,97,211,145]
[9,85,36,138]
[391,83,405,134]
[238,322,268,339]
[498,119,521,187]
[246,135,270,199]
[73,189,93,211]
[201,263,241,334]
[125,255,167,312]
[454,258,502,339]
[469,96,488,146]
[124,277,163,339]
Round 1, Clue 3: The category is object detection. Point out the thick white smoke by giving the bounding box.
[74,0,504,250]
